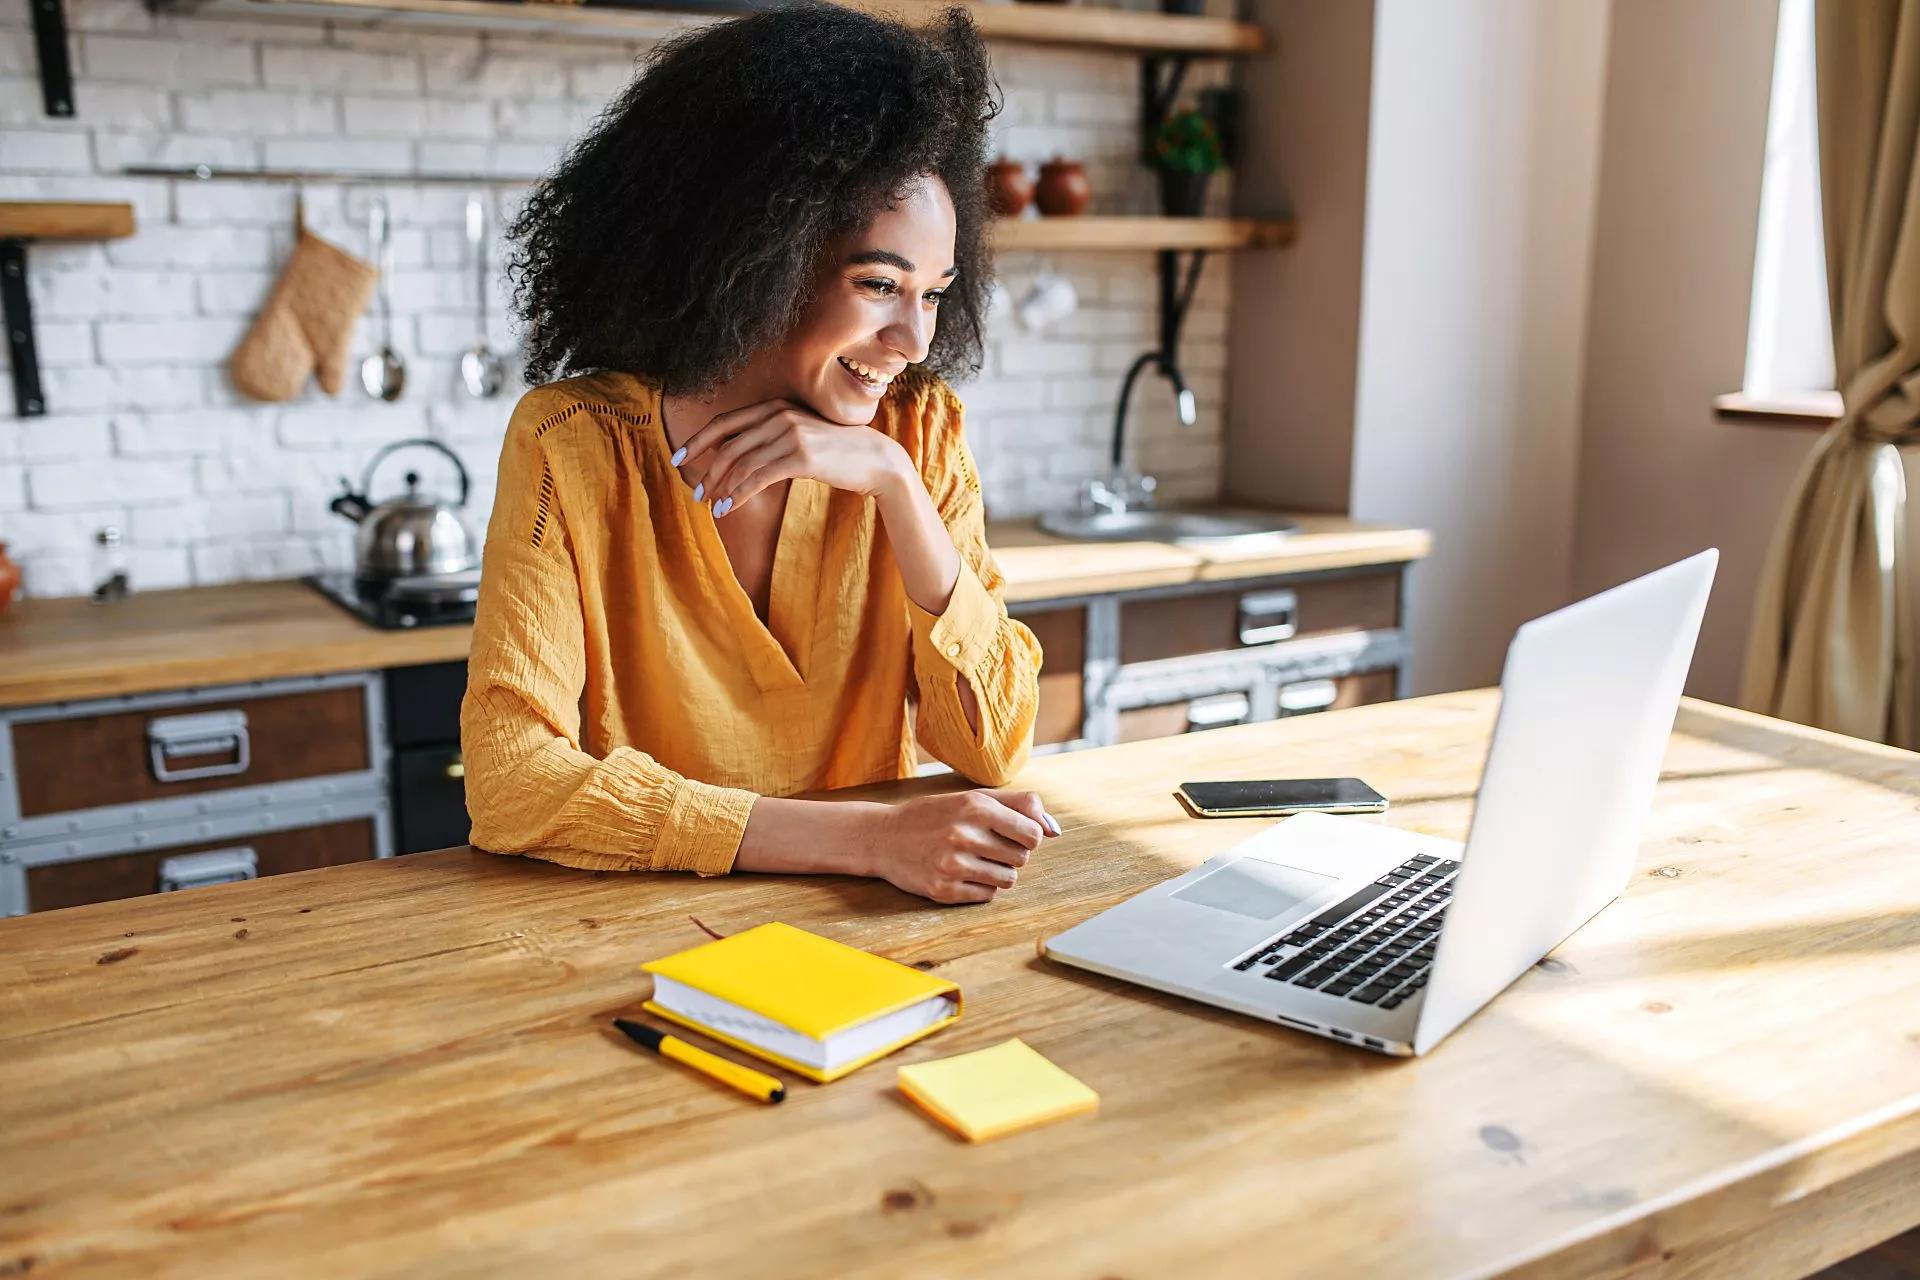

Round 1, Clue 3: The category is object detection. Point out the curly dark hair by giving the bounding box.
[505,2,1000,397]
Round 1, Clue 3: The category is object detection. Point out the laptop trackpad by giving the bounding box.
[1171,858,1338,920]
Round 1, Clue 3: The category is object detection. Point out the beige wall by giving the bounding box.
[1571,0,1812,705]
[1224,0,1376,515]
[1348,0,1613,694]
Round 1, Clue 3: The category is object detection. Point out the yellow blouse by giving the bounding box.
[459,370,1044,876]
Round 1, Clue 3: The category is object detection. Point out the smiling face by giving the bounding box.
[768,174,959,425]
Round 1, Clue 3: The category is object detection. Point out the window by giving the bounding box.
[1743,0,1834,401]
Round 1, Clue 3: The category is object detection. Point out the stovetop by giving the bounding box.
[307,570,479,630]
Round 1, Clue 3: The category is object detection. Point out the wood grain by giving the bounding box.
[175,0,1268,55]
[1,693,1916,1279]
[0,517,1430,708]
[0,201,136,241]
[993,215,1296,253]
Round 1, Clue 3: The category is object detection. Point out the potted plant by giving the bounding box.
[1148,108,1225,217]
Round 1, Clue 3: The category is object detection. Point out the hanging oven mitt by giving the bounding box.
[229,214,377,402]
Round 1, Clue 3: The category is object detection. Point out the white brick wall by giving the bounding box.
[0,0,1234,599]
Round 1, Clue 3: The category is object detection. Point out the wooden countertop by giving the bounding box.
[3,693,1916,1278]
[0,514,1429,708]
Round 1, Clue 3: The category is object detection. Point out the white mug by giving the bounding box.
[1016,271,1078,331]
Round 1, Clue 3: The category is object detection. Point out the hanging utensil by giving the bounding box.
[460,194,506,399]
[359,196,406,402]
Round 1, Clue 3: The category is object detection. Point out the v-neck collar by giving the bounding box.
[652,379,826,693]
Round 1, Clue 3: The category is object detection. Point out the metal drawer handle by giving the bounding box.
[157,846,259,893]
[1186,692,1252,731]
[148,710,251,782]
[1238,588,1299,645]
[1278,679,1340,716]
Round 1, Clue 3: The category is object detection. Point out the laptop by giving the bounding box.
[1041,550,1718,1057]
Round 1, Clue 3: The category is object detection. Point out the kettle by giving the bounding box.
[330,438,479,581]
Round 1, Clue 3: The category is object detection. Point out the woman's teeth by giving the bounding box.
[838,356,890,388]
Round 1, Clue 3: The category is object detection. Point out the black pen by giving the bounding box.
[613,1017,786,1104]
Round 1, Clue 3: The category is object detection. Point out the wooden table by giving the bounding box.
[2,692,1915,1278]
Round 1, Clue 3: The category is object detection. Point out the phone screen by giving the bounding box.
[1177,777,1388,815]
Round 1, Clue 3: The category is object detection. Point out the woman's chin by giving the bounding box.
[806,393,882,427]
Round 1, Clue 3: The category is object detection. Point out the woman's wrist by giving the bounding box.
[733,795,893,879]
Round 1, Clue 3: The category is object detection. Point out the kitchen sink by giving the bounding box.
[1036,507,1301,543]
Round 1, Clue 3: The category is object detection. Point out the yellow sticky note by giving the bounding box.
[897,1038,1098,1142]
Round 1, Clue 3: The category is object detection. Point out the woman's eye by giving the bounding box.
[925,291,946,305]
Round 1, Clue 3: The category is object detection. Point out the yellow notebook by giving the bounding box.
[897,1038,1099,1142]
[641,922,961,1083]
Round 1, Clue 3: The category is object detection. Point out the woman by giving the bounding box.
[460,4,1055,905]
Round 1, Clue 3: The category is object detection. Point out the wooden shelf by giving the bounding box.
[1713,390,1842,430]
[156,0,1268,54]
[2,202,138,418]
[993,215,1294,252]
[0,201,136,242]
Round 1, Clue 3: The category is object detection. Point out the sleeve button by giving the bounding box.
[947,642,962,658]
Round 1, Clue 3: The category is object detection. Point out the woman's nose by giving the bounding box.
[880,298,935,365]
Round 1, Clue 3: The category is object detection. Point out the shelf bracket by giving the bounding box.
[1139,54,1192,160]
[1,241,47,418]
[30,0,75,117]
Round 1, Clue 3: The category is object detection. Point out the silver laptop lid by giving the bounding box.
[1413,550,1718,1055]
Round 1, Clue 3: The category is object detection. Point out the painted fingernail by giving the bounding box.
[715,496,733,517]
[1043,812,1061,836]
[671,445,687,466]
[692,482,704,502]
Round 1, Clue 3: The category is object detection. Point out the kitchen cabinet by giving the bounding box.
[913,560,1413,769]
[0,673,393,917]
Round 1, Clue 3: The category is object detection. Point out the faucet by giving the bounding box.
[1086,351,1194,516]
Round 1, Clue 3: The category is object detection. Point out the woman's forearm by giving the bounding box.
[875,461,961,615]
[875,463,984,735]
[731,796,890,877]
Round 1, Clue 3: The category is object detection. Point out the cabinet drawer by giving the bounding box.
[1115,670,1399,744]
[1021,605,1084,747]
[11,686,370,819]
[22,818,377,914]
[1119,572,1401,666]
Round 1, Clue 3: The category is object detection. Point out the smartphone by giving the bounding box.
[1175,777,1390,818]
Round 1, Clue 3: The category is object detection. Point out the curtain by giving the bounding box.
[1742,0,1920,748]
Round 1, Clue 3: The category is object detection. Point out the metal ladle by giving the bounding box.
[460,195,505,399]
[360,196,406,402]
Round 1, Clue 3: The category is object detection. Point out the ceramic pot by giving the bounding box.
[1158,169,1211,217]
[0,542,18,615]
[1034,157,1091,217]
[986,157,1033,218]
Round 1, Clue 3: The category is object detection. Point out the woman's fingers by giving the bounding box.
[975,795,1044,856]
[954,851,1018,890]
[706,433,794,506]
[682,418,786,496]
[673,400,793,472]
[711,439,800,515]
[983,788,1061,838]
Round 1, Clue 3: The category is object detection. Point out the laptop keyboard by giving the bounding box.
[1232,853,1461,1010]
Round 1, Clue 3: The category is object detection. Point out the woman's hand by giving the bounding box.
[873,789,1062,904]
[673,398,911,517]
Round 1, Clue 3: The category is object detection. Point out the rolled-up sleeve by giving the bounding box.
[459,393,757,875]
[908,385,1044,785]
